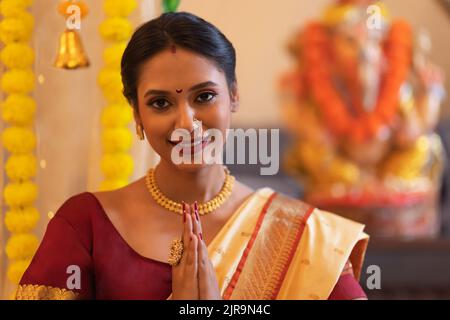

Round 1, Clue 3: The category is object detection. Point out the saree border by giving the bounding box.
[273,199,314,299]
[222,192,277,299]
[223,193,314,299]
[14,284,78,300]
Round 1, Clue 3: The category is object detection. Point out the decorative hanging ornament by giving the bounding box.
[162,0,181,13]
[54,0,90,69]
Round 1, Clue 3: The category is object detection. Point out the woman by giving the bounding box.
[15,12,369,300]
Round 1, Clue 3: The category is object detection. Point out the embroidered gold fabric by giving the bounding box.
[14,284,78,300]
[225,193,313,299]
[207,187,369,300]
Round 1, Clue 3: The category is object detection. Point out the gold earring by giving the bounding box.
[136,123,145,140]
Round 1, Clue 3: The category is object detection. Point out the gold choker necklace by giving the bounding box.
[145,166,235,215]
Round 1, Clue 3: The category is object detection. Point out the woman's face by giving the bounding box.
[134,47,239,171]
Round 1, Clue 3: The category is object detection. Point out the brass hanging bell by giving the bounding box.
[54,29,90,69]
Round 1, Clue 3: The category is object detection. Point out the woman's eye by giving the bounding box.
[148,98,170,110]
[196,92,217,103]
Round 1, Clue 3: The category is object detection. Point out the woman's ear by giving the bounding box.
[230,81,240,113]
[133,106,141,125]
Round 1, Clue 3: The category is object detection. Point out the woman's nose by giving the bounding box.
[175,104,195,133]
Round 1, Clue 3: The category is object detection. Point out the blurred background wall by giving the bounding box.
[177,0,450,127]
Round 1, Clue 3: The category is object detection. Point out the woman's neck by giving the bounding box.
[153,162,226,205]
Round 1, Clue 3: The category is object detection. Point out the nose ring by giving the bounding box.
[193,117,201,131]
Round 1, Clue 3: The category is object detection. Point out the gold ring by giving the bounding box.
[168,238,184,266]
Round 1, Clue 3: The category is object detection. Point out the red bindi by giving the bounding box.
[171,45,176,53]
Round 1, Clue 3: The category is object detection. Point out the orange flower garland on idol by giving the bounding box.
[303,20,413,143]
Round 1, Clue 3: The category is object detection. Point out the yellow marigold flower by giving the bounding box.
[100,179,129,191]
[1,94,36,126]
[1,69,35,94]
[102,127,133,153]
[98,68,121,89]
[0,0,27,18]
[2,126,36,154]
[3,181,38,208]
[101,104,133,128]
[101,153,133,180]
[7,259,31,285]
[103,0,137,17]
[5,207,39,233]
[0,43,34,69]
[18,11,34,29]
[22,0,34,7]
[98,68,124,103]
[104,89,128,104]
[5,233,39,260]
[103,42,127,68]
[5,154,37,181]
[0,12,34,44]
[99,17,132,42]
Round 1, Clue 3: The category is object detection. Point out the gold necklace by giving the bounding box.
[145,166,235,215]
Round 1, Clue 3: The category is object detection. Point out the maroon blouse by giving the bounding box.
[19,192,366,300]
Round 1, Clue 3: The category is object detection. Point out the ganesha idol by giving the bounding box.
[279,0,447,239]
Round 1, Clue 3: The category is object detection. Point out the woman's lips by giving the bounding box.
[168,134,210,148]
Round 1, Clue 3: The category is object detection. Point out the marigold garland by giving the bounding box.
[102,127,133,153]
[0,0,28,17]
[0,42,34,69]
[103,0,137,17]
[1,69,35,94]
[5,154,37,181]
[98,0,137,190]
[3,181,38,208]
[5,233,39,260]
[7,259,31,284]
[5,207,39,233]
[2,126,36,153]
[0,0,39,291]
[102,41,126,68]
[99,17,133,42]
[101,153,134,181]
[98,68,124,102]
[101,103,132,127]
[0,11,34,44]
[303,20,413,143]
[1,94,36,126]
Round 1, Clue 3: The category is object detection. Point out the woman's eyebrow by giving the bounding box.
[144,81,218,98]
[188,81,218,92]
[144,89,170,97]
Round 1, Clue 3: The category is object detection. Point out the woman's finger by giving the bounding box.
[197,233,207,268]
[178,202,193,268]
[183,233,199,299]
[186,232,198,268]
[182,201,192,247]
[197,233,205,299]
[197,234,220,299]
[191,201,203,241]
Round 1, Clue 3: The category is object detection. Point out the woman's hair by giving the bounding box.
[121,11,237,108]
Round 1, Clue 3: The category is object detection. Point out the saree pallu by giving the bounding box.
[208,188,369,300]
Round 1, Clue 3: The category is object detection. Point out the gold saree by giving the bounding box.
[207,187,369,300]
